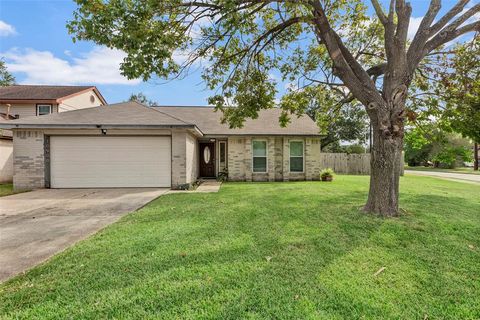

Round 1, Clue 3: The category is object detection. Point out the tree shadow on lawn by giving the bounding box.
[1,193,389,318]
[3,182,479,318]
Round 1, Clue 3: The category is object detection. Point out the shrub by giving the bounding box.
[320,168,335,180]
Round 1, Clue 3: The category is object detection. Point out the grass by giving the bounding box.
[1,176,480,319]
[405,165,480,175]
[0,183,14,197]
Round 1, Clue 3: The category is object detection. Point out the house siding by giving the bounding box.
[227,136,321,182]
[0,103,59,119]
[0,139,13,183]
[59,90,103,112]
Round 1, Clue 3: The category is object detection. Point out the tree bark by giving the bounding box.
[474,142,479,171]
[364,124,404,216]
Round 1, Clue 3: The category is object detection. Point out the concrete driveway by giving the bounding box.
[405,170,480,184]
[0,188,168,283]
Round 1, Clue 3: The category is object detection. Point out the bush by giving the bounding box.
[217,168,228,182]
[320,168,335,180]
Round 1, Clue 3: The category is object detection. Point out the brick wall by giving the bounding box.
[171,130,188,188]
[306,137,322,180]
[227,137,246,181]
[185,132,198,184]
[13,130,45,191]
[227,136,322,182]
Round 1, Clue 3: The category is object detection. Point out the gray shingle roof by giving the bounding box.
[0,85,95,101]
[154,106,320,136]
[0,101,320,136]
[0,101,194,129]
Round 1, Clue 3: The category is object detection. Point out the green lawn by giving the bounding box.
[1,176,480,319]
[0,183,13,197]
[405,165,480,175]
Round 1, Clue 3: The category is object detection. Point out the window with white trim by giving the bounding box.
[37,104,52,116]
[252,140,267,172]
[290,141,304,172]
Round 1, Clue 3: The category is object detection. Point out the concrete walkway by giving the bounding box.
[0,188,168,283]
[167,180,222,194]
[196,180,222,192]
[405,170,480,184]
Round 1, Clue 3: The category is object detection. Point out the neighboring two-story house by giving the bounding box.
[0,85,106,182]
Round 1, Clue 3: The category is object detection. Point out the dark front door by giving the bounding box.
[199,142,215,177]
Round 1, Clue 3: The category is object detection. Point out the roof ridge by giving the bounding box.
[152,105,215,108]
[5,85,93,88]
[149,106,194,125]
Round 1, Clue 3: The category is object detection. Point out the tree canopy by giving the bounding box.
[0,59,15,86]
[128,92,159,107]
[68,0,480,216]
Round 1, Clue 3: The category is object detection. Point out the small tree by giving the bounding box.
[68,0,480,216]
[439,39,480,170]
[405,124,473,168]
[407,37,480,170]
[0,59,15,86]
[128,92,158,107]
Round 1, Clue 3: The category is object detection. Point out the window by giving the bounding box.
[252,140,267,172]
[219,141,227,171]
[290,141,304,172]
[37,104,52,116]
[203,145,211,164]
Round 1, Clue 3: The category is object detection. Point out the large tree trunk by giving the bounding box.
[364,126,404,216]
[474,142,479,171]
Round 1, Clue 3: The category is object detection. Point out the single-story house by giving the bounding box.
[0,101,323,190]
[0,85,107,183]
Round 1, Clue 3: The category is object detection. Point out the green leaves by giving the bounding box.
[68,0,372,127]
[0,60,15,86]
[68,0,190,81]
[409,37,480,144]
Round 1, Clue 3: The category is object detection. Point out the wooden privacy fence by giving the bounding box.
[319,153,405,175]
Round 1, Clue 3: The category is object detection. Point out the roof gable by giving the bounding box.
[0,85,107,104]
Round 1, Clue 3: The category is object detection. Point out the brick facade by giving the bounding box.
[11,129,322,190]
[227,136,322,182]
[171,130,187,188]
[227,137,246,181]
[13,130,45,191]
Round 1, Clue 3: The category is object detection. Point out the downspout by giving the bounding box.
[6,104,11,118]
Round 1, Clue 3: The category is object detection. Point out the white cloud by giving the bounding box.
[0,20,16,37]
[408,17,424,40]
[2,47,141,85]
[408,7,480,42]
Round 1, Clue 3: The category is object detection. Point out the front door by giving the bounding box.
[199,142,215,177]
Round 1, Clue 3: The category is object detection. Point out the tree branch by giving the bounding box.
[428,0,470,35]
[309,0,382,108]
[371,0,388,25]
[426,20,480,52]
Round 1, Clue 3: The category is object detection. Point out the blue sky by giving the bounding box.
[0,0,476,105]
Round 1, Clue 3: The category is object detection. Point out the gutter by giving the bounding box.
[203,133,325,137]
[0,123,204,133]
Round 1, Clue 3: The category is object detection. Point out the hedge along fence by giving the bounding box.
[319,153,405,175]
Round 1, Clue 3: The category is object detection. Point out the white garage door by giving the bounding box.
[50,136,171,188]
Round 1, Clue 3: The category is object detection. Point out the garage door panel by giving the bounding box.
[50,136,171,188]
